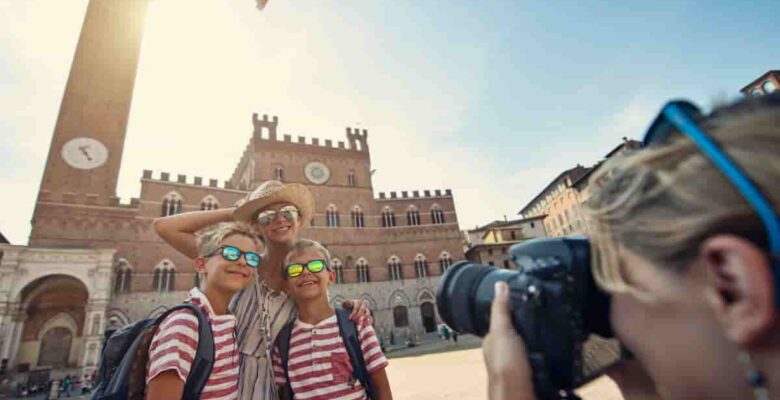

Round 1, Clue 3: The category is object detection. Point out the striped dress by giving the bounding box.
[145,288,239,399]
[230,277,297,400]
[271,314,388,400]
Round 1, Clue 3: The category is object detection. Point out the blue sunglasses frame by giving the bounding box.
[643,100,780,304]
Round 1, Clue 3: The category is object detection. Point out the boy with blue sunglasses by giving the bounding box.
[145,222,262,400]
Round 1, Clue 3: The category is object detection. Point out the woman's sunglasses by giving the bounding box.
[256,205,299,226]
[205,245,261,268]
[286,259,328,278]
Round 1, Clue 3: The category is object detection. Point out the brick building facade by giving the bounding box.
[0,0,463,377]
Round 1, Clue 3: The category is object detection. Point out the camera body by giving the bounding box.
[436,237,620,400]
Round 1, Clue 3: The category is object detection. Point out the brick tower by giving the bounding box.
[31,0,150,244]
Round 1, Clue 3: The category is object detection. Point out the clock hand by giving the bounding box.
[78,145,93,161]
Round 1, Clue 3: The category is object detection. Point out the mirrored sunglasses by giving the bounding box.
[256,205,300,226]
[286,259,327,278]
[206,245,261,268]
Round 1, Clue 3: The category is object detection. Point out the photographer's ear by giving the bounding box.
[702,235,777,346]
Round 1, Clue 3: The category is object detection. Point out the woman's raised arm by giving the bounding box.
[153,208,234,259]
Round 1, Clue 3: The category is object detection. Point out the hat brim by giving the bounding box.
[233,183,314,226]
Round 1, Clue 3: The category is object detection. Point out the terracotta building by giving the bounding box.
[464,216,547,268]
[0,0,463,378]
[518,138,640,237]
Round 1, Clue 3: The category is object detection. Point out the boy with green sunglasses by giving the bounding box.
[271,239,393,400]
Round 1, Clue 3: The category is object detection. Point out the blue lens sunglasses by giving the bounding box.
[643,100,780,305]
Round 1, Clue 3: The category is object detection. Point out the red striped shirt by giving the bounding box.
[146,288,239,400]
[272,314,388,400]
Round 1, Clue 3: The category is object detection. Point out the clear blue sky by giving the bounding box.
[0,0,777,243]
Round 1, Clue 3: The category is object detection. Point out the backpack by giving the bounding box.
[91,303,215,400]
[275,307,375,400]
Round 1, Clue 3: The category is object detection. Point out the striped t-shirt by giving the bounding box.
[146,288,239,400]
[271,313,388,400]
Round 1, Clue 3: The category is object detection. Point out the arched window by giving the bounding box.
[200,195,219,211]
[393,305,409,327]
[326,204,340,227]
[113,260,132,294]
[332,259,344,284]
[356,258,370,283]
[406,206,421,226]
[161,192,183,217]
[351,205,365,228]
[348,172,357,187]
[414,254,429,278]
[439,251,453,273]
[153,260,176,292]
[430,204,446,224]
[381,207,396,228]
[387,256,403,281]
[275,166,284,181]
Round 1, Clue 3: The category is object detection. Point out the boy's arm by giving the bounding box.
[153,208,234,259]
[145,371,184,400]
[370,368,393,400]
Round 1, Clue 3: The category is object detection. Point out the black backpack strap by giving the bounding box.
[170,303,215,400]
[274,319,295,400]
[335,307,375,400]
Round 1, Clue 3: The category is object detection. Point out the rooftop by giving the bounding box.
[740,70,780,93]
[517,165,592,216]
[469,215,547,233]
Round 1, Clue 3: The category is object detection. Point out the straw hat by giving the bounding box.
[232,180,314,225]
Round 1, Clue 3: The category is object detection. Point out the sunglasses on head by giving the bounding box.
[205,245,261,268]
[644,99,780,304]
[285,259,328,278]
[256,205,299,226]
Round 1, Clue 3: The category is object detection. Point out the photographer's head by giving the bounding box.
[587,93,780,399]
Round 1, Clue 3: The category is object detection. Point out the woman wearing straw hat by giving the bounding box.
[153,180,371,399]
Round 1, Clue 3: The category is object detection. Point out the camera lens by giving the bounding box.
[436,261,516,336]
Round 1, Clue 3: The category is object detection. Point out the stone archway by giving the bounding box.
[13,275,89,371]
[419,302,437,333]
[38,327,73,368]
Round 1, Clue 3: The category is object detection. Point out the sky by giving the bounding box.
[0,0,777,244]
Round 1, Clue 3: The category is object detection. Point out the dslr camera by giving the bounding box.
[436,237,622,400]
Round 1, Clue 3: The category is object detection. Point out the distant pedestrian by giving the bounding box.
[62,375,72,397]
[452,331,459,345]
[440,325,451,342]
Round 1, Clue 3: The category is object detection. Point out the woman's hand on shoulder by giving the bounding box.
[342,299,372,323]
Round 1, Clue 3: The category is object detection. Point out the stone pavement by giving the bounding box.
[386,348,624,400]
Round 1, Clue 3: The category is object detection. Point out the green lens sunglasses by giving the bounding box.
[286,259,328,278]
[206,245,261,268]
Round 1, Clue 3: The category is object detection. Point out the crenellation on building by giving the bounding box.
[177,174,186,184]
[193,176,202,186]
[159,172,169,181]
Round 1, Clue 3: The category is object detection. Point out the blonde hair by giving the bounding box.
[283,239,333,272]
[196,222,263,257]
[586,95,780,293]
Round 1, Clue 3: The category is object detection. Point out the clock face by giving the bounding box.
[304,161,330,184]
[61,137,109,170]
